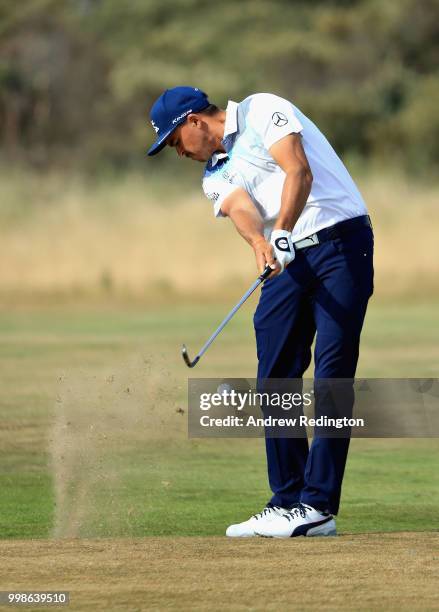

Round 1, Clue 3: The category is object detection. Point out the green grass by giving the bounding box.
[0,454,53,538]
[0,300,438,539]
[78,439,439,537]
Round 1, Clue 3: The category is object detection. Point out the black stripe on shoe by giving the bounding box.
[291,515,333,537]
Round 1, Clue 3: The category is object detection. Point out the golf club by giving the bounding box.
[181,264,273,368]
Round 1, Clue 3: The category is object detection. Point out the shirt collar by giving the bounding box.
[209,100,238,167]
[223,100,239,139]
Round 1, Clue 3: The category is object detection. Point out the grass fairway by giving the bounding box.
[0,300,438,609]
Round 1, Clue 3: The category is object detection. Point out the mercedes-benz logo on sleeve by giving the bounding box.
[272,112,288,127]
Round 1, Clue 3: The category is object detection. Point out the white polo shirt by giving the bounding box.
[202,93,368,242]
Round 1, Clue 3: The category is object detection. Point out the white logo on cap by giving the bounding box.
[172,109,193,124]
[151,120,159,133]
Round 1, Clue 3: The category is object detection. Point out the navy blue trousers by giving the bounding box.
[254,224,374,515]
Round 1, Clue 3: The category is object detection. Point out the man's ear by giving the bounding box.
[187,113,203,128]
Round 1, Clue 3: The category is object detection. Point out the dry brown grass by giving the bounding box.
[0,533,438,611]
[0,169,438,300]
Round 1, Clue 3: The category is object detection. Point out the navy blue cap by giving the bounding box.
[147,86,210,156]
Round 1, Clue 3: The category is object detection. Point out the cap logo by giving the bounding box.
[172,108,193,124]
[151,120,159,133]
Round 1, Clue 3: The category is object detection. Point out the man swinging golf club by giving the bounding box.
[147,86,374,538]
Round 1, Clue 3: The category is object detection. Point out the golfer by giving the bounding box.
[147,87,374,538]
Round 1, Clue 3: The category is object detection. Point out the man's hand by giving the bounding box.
[270,229,295,273]
[252,236,280,276]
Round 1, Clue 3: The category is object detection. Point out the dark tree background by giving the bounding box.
[1,0,438,172]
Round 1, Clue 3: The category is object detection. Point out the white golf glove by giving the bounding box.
[270,229,295,273]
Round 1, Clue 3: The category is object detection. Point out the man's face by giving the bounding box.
[166,115,216,162]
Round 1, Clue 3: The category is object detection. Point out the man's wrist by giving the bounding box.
[250,234,266,248]
[273,220,293,232]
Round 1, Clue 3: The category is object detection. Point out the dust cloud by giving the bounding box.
[50,355,186,537]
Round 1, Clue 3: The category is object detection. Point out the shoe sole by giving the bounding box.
[255,519,337,539]
[255,531,337,538]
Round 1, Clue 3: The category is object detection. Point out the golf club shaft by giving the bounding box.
[184,265,272,366]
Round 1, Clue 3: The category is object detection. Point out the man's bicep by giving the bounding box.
[269,133,312,176]
[220,187,259,219]
[202,178,240,217]
[249,93,303,150]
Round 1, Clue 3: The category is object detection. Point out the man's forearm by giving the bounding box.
[228,205,276,273]
[274,169,313,232]
[221,191,276,274]
[228,206,265,247]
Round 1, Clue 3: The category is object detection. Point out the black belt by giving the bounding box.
[293,215,372,250]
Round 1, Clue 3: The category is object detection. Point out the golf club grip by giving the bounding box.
[259,265,274,281]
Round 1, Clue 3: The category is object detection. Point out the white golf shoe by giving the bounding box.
[254,503,337,538]
[226,505,290,537]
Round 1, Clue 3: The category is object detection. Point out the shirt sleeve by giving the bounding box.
[202,175,240,218]
[248,93,304,150]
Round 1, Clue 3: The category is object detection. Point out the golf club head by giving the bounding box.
[181,344,200,368]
